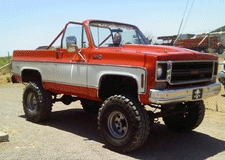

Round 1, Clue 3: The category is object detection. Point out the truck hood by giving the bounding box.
[123,44,218,61]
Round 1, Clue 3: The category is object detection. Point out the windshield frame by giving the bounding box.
[88,20,150,48]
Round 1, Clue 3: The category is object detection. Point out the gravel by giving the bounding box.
[1,83,225,159]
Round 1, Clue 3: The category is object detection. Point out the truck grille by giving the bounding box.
[171,62,213,84]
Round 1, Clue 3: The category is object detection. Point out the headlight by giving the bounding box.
[156,63,167,80]
[157,65,163,79]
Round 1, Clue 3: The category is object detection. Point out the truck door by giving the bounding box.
[56,23,90,96]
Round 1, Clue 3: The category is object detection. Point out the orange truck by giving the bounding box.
[157,33,224,54]
[11,20,221,152]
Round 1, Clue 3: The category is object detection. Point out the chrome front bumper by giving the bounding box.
[149,83,221,104]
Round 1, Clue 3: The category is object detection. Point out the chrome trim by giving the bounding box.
[149,83,221,104]
[155,60,218,85]
[213,61,218,76]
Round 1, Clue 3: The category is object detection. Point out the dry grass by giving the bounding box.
[0,73,11,85]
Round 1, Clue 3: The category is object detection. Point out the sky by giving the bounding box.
[0,0,224,57]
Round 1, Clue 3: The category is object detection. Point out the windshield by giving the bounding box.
[89,21,149,47]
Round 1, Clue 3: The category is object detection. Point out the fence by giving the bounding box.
[0,62,11,76]
[0,62,11,70]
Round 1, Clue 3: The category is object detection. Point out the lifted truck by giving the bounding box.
[11,20,221,152]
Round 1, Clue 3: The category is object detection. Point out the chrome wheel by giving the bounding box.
[107,111,128,139]
[27,92,37,112]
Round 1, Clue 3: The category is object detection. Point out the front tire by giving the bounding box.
[163,101,205,132]
[98,95,149,153]
[23,82,52,122]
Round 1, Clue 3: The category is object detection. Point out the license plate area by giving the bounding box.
[192,89,203,100]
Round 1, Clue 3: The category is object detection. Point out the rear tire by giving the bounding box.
[23,82,52,122]
[163,101,205,132]
[98,95,149,153]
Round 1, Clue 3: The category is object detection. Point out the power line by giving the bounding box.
[173,0,195,45]
[177,0,189,36]
[181,0,195,34]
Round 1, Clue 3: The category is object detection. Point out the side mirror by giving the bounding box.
[66,36,78,52]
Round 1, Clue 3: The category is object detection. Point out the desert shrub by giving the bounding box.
[1,68,8,75]
[6,77,11,83]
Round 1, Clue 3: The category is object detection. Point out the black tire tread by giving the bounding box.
[163,101,205,132]
[23,82,52,122]
[98,95,150,153]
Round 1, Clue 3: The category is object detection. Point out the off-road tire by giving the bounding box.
[23,82,52,122]
[81,99,101,114]
[98,95,150,153]
[163,100,205,132]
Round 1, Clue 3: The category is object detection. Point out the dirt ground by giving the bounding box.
[0,73,10,85]
[0,82,225,159]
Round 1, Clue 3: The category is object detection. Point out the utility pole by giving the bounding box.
[8,52,11,72]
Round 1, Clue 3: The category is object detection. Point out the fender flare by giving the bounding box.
[97,71,146,94]
[21,67,43,84]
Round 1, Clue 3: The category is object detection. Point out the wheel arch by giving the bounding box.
[21,67,43,83]
[98,73,140,100]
